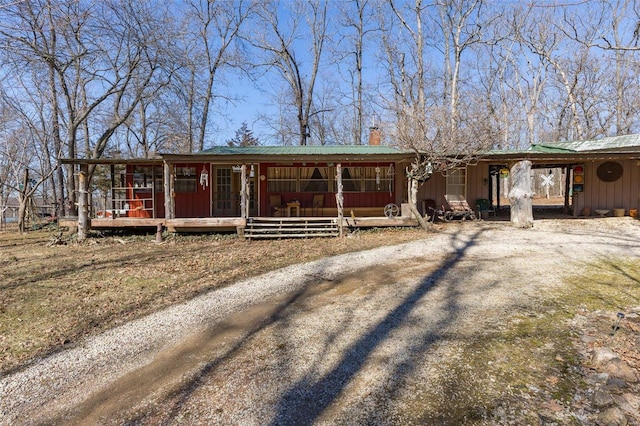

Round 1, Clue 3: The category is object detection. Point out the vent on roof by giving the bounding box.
[597,161,623,182]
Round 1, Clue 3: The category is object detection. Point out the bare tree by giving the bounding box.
[499,37,549,147]
[177,0,254,152]
[336,0,380,144]
[562,0,640,135]
[0,0,175,217]
[0,100,24,226]
[513,5,587,140]
[250,0,329,145]
[0,96,60,232]
[382,0,495,170]
[436,0,486,134]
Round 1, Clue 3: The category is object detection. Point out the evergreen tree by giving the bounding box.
[227,122,260,147]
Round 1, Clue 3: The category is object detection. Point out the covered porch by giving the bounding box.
[63,146,419,239]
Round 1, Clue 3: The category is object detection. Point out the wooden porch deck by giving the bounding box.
[60,215,419,235]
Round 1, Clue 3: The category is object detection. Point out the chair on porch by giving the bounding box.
[270,194,285,217]
[310,194,324,216]
[476,198,495,220]
[423,198,441,222]
[442,194,476,221]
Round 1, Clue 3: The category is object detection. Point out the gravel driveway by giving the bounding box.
[1,218,639,425]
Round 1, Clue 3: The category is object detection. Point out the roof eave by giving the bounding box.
[159,152,415,163]
[481,151,640,162]
[59,157,163,165]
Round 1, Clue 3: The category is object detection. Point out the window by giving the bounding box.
[266,165,395,193]
[341,167,361,192]
[175,166,196,192]
[362,166,393,192]
[445,168,466,198]
[132,166,153,188]
[153,166,163,193]
[215,168,232,210]
[301,167,329,192]
[267,167,297,192]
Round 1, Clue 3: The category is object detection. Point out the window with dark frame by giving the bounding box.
[267,165,394,193]
[175,166,197,192]
[302,167,329,192]
[267,167,297,192]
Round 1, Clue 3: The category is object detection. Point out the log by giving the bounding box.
[508,160,534,228]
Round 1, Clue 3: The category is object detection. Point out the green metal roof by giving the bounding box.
[531,134,640,153]
[198,145,410,155]
[483,134,640,159]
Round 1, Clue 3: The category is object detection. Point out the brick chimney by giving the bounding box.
[368,126,381,145]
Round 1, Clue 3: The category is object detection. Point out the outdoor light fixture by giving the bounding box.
[249,165,255,178]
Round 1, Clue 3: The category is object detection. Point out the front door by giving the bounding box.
[212,166,257,217]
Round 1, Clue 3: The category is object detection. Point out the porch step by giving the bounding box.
[244,217,339,239]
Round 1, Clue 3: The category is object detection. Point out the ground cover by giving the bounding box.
[1,220,639,424]
[0,226,426,375]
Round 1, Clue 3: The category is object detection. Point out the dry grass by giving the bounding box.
[2,221,639,423]
[0,227,428,375]
[421,257,640,423]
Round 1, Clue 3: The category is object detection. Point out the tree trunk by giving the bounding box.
[508,161,534,228]
[17,169,30,234]
[408,177,431,230]
[409,203,431,230]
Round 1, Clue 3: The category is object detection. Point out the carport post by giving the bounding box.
[564,166,571,214]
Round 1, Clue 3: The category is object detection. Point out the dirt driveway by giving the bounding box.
[1,218,639,425]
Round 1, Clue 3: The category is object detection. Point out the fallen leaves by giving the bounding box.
[0,227,428,374]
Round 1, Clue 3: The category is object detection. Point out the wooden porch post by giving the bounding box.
[78,163,89,241]
[564,166,571,215]
[240,164,247,219]
[336,163,344,237]
[163,161,174,219]
[409,178,418,211]
[110,165,116,220]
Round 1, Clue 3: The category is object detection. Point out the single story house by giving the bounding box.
[62,133,640,238]
[64,145,421,237]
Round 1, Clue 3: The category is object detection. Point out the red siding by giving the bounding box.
[174,163,210,218]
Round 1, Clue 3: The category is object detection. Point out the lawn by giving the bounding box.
[0,227,428,375]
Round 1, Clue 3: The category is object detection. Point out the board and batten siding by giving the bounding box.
[466,164,490,210]
[573,159,640,216]
[415,164,489,213]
